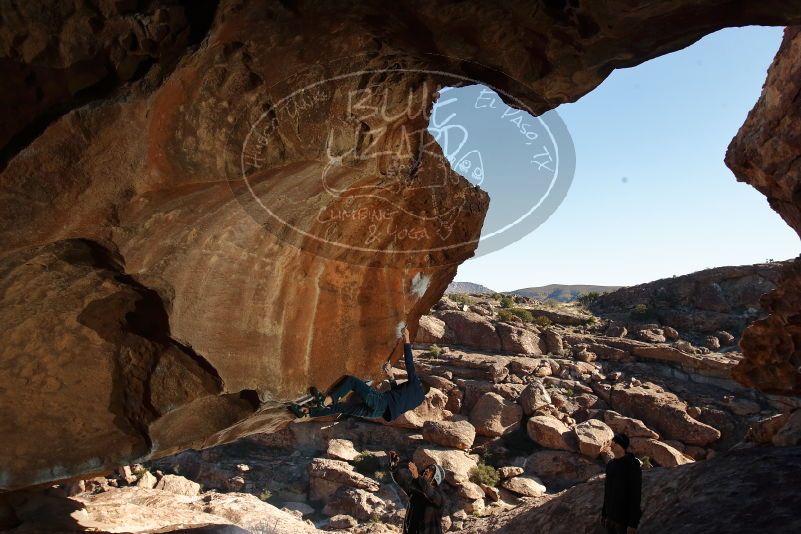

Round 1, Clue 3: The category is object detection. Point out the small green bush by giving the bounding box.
[630,303,655,321]
[509,308,534,323]
[449,293,473,305]
[258,489,272,501]
[497,309,514,322]
[469,463,500,487]
[639,456,653,470]
[532,315,552,327]
[499,295,514,309]
[429,344,443,357]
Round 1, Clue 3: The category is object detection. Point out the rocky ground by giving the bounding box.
[19,266,801,533]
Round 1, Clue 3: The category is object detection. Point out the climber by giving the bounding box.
[387,450,446,534]
[601,433,643,534]
[289,325,429,420]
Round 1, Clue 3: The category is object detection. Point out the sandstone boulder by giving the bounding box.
[524,450,603,483]
[501,475,547,497]
[628,438,693,468]
[154,474,200,496]
[417,315,449,344]
[470,392,522,437]
[527,416,574,451]
[637,328,666,343]
[328,515,358,529]
[326,439,360,462]
[308,458,379,500]
[704,335,721,350]
[663,326,680,341]
[437,311,500,352]
[498,466,524,479]
[605,325,628,338]
[574,419,614,458]
[323,486,387,521]
[575,348,597,363]
[481,484,501,502]
[715,330,736,346]
[746,413,790,445]
[136,471,157,490]
[422,420,476,450]
[520,380,552,415]
[457,481,486,500]
[544,329,564,354]
[497,323,545,355]
[602,410,659,439]
[609,385,720,446]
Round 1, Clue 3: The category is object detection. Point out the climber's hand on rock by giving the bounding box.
[388,451,400,468]
[402,327,410,343]
[382,361,393,377]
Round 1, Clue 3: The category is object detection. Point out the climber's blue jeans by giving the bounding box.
[309,376,388,419]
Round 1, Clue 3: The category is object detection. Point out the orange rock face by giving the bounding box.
[727,28,801,395]
[2,0,801,490]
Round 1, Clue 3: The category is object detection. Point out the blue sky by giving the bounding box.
[437,26,799,292]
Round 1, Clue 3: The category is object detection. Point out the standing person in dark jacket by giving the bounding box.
[601,433,643,533]
[290,326,429,420]
[387,450,446,534]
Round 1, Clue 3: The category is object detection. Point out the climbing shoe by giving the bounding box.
[288,403,308,419]
[309,386,326,407]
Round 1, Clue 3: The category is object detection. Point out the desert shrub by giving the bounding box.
[497,309,514,322]
[532,315,552,327]
[576,291,601,308]
[469,463,500,487]
[499,295,514,309]
[449,293,473,305]
[509,308,534,323]
[630,304,655,321]
[258,489,272,501]
[639,456,654,470]
[429,344,443,357]
[353,452,383,479]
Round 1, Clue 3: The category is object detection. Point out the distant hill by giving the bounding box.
[508,284,622,302]
[445,281,496,295]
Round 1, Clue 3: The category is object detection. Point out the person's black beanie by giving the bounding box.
[612,433,630,449]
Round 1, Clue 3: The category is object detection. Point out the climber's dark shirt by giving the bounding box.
[382,343,425,421]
